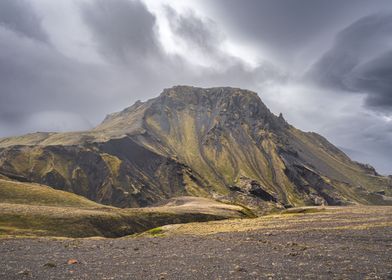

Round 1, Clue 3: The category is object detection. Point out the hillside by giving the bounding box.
[0,86,390,212]
[0,178,105,208]
[0,177,251,237]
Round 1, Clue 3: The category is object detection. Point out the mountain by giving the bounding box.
[0,86,391,213]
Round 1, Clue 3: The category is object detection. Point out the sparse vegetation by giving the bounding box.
[0,178,250,238]
[144,206,392,236]
[280,207,326,215]
[146,227,164,236]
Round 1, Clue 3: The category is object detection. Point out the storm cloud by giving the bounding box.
[0,0,391,174]
[0,0,48,42]
[308,13,392,110]
[81,0,160,64]
[199,0,392,66]
[349,50,392,110]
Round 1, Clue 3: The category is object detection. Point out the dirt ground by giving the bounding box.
[1,206,391,279]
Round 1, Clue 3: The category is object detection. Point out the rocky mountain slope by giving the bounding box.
[0,86,390,212]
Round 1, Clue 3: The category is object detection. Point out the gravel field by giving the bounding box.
[1,206,391,280]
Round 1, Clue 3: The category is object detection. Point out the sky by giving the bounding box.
[0,0,391,174]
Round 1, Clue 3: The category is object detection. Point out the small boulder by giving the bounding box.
[67,259,78,265]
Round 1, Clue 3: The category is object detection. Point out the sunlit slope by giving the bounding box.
[0,178,105,208]
[0,178,250,237]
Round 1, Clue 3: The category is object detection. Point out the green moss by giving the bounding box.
[147,227,164,236]
[100,153,122,177]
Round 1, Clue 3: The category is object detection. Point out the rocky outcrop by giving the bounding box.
[229,177,277,202]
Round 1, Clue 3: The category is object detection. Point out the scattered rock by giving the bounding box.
[234,265,246,272]
[374,190,386,195]
[17,269,31,276]
[43,262,57,268]
[67,259,78,265]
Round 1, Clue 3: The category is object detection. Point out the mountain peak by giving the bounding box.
[139,85,290,144]
[152,85,275,121]
[159,85,261,105]
[96,85,282,138]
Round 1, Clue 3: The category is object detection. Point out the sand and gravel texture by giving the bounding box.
[1,206,391,279]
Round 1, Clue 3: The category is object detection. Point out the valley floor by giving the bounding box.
[1,206,391,279]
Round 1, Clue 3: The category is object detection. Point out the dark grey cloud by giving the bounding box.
[349,51,392,110]
[80,0,160,64]
[0,0,47,41]
[0,0,169,137]
[308,13,392,110]
[0,0,122,136]
[201,0,392,62]
[165,7,223,55]
[0,26,112,136]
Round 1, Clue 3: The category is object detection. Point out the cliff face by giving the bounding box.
[0,86,390,211]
